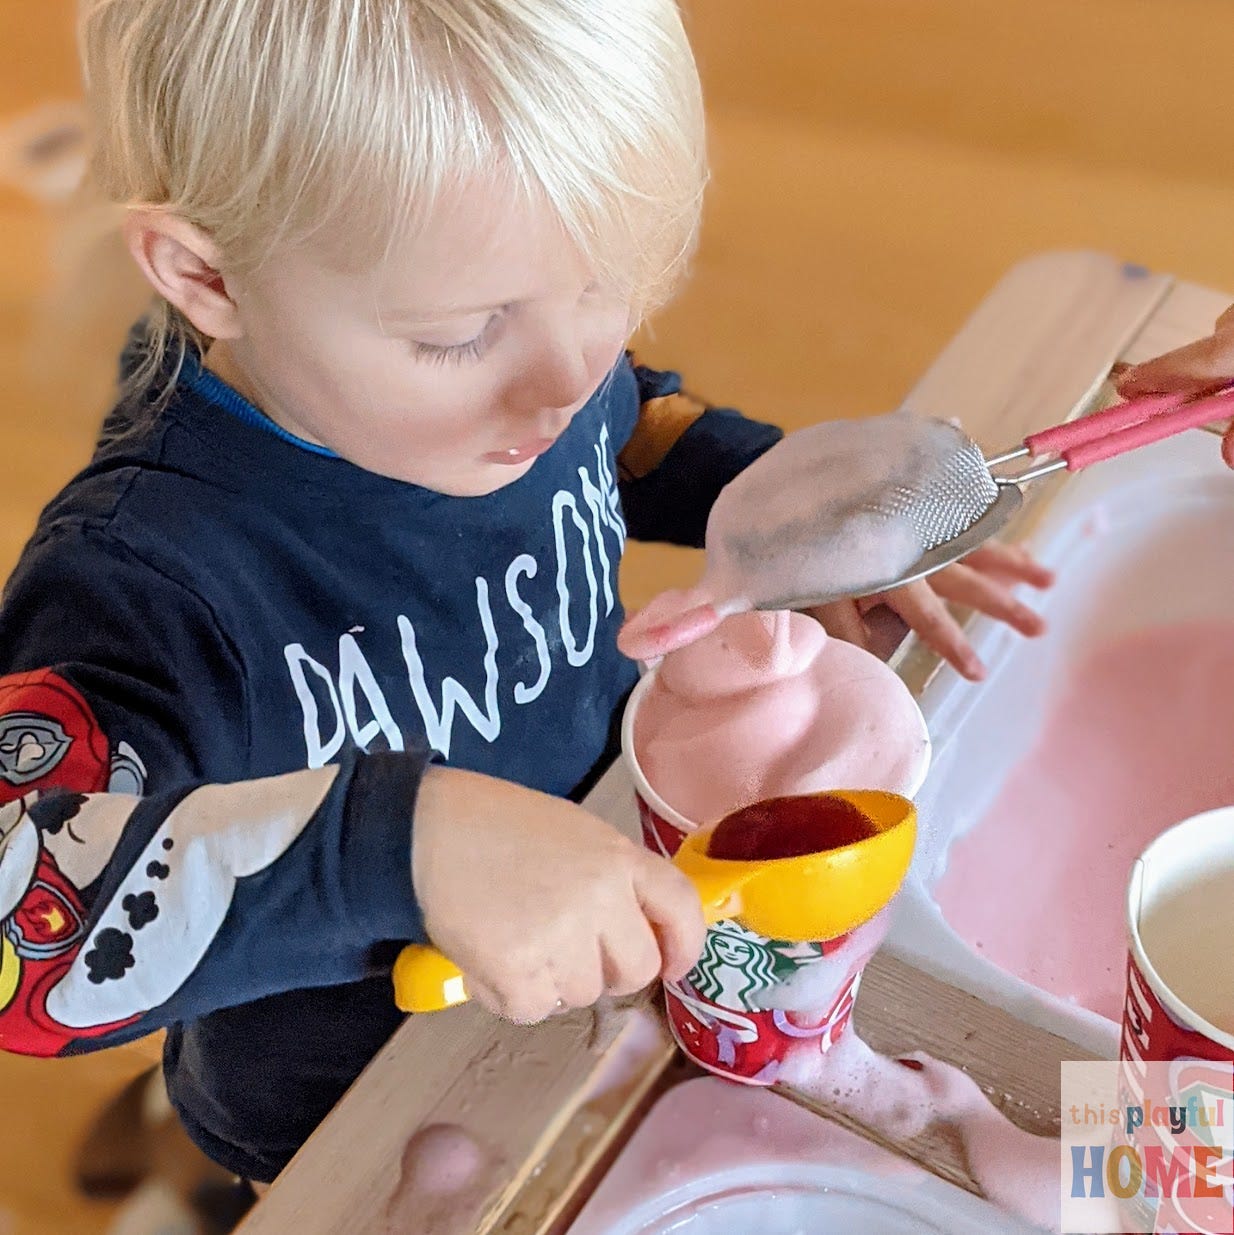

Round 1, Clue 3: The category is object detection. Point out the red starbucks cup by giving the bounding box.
[1119,807,1234,1234]
[622,672,696,861]
[620,667,926,1085]
[661,908,893,1086]
[1122,806,1234,1067]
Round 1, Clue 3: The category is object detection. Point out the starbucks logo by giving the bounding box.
[689,921,823,1011]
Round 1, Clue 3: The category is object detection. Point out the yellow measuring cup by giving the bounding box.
[392,790,916,1014]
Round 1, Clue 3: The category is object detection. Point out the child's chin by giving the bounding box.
[432,459,535,498]
[356,456,534,496]
[479,459,538,492]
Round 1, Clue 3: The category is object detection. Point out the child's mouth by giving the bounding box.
[482,438,556,466]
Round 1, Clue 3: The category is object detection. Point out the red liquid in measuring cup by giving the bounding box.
[707,794,880,861]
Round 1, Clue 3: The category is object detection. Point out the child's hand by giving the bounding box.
[805,541,1053,682]
[411,766,706,1023]
[1115,306,1234,468]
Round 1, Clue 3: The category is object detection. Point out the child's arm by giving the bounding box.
[614,360,784,548]
[0,723,426,1055]
[0,753,701,1051]
[0,533,702,1056]
[1115,306,1234,468]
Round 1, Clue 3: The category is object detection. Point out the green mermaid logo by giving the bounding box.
[689,920,823,1011]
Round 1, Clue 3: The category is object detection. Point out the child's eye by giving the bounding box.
[412,310,506,365]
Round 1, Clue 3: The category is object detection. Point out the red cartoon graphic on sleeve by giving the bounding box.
[0,672,134,1053]
[0,800,137,1054]
[1,668,340,1056]
[0,671,110,799]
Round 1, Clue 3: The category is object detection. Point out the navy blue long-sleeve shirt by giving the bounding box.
[0,340,781,1180]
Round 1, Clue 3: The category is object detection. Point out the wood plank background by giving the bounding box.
[4,2,1234,1231]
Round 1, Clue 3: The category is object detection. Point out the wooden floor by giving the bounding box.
[4,2,1234,1230]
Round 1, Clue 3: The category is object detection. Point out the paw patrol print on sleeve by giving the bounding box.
[122,891,159,930]
[0,668,341,1053]
[0,712,72,786]
[44,766,340,1030]
[0,792,138,1054]
[84,928,136,985]
[0,671,110,800]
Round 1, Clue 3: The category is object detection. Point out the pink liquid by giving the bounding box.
[935,621,1234,1021]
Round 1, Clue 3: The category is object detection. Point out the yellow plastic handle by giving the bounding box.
[392,944,470,1013]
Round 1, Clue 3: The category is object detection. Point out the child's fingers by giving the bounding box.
[1224,424,1234,470]
[599,916,664,998]
[802,598,871,650]
[551,948,606,1012]
[494,971,564,1025]
[882,580,985,681]
[962,542,1055,589]
[929,563,1046,638]
[466,975,512,1019]
[633,858,706,983]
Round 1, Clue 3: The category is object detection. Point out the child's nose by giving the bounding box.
[516,342,595,423]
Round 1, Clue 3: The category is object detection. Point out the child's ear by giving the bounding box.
[123,208,242,340]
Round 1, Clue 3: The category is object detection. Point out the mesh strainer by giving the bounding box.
[874,385,1230,597]
[761,384,1234,609]
[617,388,1234,662]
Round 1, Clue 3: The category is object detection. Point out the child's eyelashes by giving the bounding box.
[406,286,612,366]
[412,309,507,365]
[414,336,487,366]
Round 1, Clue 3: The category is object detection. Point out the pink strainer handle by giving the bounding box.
[1025,391,1188,456]
[1061,389,1234,471]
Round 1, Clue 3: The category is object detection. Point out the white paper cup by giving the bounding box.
[1122,805,1234,1065]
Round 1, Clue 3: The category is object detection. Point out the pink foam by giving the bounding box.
[619,414,985,660]
[934,619,1234,1021]
[631,611,930,827]
[566,1075,1051,1234]
[617,586,724,661]
[382,1123,501,1232]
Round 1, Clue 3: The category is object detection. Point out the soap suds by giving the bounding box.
[581,1004,666,1102]
[754,912,889,1012]
[624,602,1057,1228]
[780,1033,1059,1231]
[684,916,1059,1226]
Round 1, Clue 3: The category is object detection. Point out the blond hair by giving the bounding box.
[79,0,707,390]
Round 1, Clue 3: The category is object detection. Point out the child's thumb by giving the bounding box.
[633,858,706,981]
